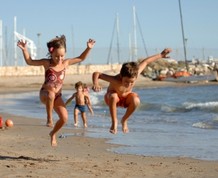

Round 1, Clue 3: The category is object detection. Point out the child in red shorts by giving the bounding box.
[92,48,172,134]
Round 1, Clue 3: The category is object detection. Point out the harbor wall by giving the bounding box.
[0,64,122,76]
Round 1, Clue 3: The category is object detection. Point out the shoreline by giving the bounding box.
[1,74,218,177]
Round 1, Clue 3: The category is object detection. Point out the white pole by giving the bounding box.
[0,19,2,66]
[178,0,189,71]
[133,6,137,61]
[22,28,26,65]
[14,16,17,66]
[116,13,120,63]
[128,33,132,62]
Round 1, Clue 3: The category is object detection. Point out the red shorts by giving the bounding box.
[104,91,138,108]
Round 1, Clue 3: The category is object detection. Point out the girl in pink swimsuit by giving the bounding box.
[17,35,95,146]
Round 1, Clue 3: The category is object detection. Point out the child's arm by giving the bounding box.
[65,39,95,66]
[65,95,74,106]
[87,103,94,115]
[17,40,47,66]
[92,72,117,92]
[92,72,102,92]
[88,106,94,116]
[85,96,94,115]
[138,48,172,75]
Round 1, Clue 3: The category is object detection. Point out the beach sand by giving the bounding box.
[0,74,218,178]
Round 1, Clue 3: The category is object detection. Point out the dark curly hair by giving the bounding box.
[47,35,66,57]
[75,81,83,89]
[120,62,139,78]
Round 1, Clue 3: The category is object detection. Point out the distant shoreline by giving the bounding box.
[0,73,217,94]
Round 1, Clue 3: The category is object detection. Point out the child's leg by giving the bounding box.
[105,92,119,134]
[40,89,55,127]
[81,112,87,128]
[49,97,68,147]
[74,108,79,126]
[121,93,140,133]
[46,91,56,127]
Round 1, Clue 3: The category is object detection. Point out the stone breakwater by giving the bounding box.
[0,64,122,77]
[0,59,216,80]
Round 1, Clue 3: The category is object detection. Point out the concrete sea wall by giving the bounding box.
[0,64,122,76]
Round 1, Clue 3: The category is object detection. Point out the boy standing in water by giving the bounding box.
[65,81,93,127]
[17,35,95,146]
[92,48,171,134]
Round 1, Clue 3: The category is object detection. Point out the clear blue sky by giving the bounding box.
[0,0,218,64]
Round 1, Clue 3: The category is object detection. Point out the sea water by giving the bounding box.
[1,84,218,161]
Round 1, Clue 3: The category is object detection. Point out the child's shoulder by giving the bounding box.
[114,74,122,82]
[72,92,77,96]
[74,91,84,96]
[84,93,89,98]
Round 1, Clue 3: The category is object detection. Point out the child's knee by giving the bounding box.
[104,92,119,105]
[60,111,68,123]
[135,98,140,108]
[127,93,140,107]
[109,93,118,101]
[134,96,140,105]
[47,91,55,100]
[62,116,68,123]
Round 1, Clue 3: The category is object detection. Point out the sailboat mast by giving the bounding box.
[116,13,120,63]
[136,13,149,57]
[133,6,137,61]
[128,33,132,62]
[178,0,189,71]
[0,19,2,66]
[107,13,121,64]
[14,16,17,66]
[107,17,116,64]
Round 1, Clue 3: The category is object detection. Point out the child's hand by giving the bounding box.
[17,40,27,51]
[160,48,172,58]
[92,84,102,92]
[87,39,96,49]
[65,102,71,107]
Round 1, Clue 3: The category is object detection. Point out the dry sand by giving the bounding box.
[0,74,218,178]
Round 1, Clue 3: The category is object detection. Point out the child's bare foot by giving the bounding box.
[49,131,57,147]
[46,119,53,127]
[84,123,88,128]
[109,123,118,134]
[109,128,117,134]
[46,122,53,128]
[109,120,118,134]
[121,120,129,133]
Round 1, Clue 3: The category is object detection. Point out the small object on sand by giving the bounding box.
[0,116,3,128]
[5,119,13,127]
[59,134,66,138]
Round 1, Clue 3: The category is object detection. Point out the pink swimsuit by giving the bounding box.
[40,67,66,100]
[44,67,65,88]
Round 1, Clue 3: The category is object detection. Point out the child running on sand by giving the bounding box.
[17,35,95,146]
[92,48,172,134]
[65,81,93,127]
